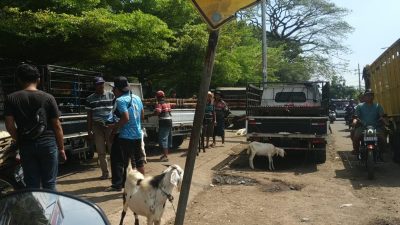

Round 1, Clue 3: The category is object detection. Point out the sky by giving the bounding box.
[331,0,400,88]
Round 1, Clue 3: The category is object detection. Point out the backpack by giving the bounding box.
[21,102,47,140]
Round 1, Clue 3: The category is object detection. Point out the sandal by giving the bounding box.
[160,155,169,162]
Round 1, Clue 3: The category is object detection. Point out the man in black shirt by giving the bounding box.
[4,64,66,190]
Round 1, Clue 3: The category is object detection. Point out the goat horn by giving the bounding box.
[162,164,171,167]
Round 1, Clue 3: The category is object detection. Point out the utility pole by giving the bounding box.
[261,0,267,86]
[174,29,220,225]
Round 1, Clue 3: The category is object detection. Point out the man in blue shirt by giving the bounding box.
[110,76,145,178]
[352,89,386,155]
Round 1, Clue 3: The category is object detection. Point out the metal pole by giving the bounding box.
[358,63,361,92]
[261,0,267,86]
[174,29,220,225]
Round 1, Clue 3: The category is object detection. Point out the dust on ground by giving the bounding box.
[167,121,400,225]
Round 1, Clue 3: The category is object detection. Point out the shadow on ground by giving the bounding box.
[335,150,400,189]
[212,148,318,175]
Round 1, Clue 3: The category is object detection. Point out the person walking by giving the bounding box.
[4,64,66,190]
[155,90,172,162]
[110,76,145,180]
[86,76,114,180]
[202,91,216,150]
[212,91,229,146]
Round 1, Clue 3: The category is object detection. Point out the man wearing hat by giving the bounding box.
[352,89,386,155]
[110,76,145,180]
[86,76,114,179]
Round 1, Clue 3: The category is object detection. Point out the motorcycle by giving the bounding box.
[0,139,25,197]
[345,107,355,129]
[0,189,111,225]
[358,125,380,179]
[328,110,336,123]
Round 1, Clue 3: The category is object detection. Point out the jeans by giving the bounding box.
[159,124,172,149]
[19,137,58,190]
[119,138,144,186]
[110,135,123,189]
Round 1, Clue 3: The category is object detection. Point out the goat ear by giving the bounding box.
[170,170,179,187]
[162,164,171,167]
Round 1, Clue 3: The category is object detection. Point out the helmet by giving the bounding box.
[156,90,165,98]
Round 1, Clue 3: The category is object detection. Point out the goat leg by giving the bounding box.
[268,156,272,170]
[134,213,139,225]
[119,210,126,225]
[272,158,275,170]
[249,153,255,169]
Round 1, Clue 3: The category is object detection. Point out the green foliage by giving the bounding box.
[0,0,334,97]
[330,75,359,99]
[0,7,173,73]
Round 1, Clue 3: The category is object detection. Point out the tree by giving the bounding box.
[329,74,358,99]
[239,0,353,78]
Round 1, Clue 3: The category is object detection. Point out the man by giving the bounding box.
[111,76,145,179]
[4,64,66,190]
[352,89,386,155]
[155,90,172,162]
[86,76,114,179]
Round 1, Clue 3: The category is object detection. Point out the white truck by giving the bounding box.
[246,82,330,163]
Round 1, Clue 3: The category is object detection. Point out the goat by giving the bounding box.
[235,128,247,136]
[247,141,285,170]
[119,163,184,225]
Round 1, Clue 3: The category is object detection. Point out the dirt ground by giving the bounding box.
[165,120,400,225]
[56,120,400,225]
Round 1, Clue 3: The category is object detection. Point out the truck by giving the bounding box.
[246,81,330,163]
[364,38,400,162]
[214,87,247,129]
[0,64,99,161]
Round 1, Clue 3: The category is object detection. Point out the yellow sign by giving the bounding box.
[191,0,260,29]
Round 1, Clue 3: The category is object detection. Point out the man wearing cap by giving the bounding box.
[110,76,145,179]
[86,76,114,179]
[155,90,172,162]
[352,89,386,155]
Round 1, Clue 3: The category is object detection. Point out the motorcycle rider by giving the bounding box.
[352,89,386,155]
[345,99,356,124]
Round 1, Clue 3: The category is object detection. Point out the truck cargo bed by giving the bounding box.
[247,116,328,136]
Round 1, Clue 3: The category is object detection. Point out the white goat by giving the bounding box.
[235,128,247,136]
[119,163,184,225]
[247,141,285,170]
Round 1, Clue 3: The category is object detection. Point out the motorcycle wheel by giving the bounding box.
[367,151,375,180]
[0,176,17,197]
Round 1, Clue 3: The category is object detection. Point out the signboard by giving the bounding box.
[191,0,260,29]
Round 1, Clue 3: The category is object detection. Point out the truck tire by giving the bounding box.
[313,144,326,164]
[172,136,185,149]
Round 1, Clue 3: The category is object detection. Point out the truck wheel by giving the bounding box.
[172,136,185,149]
[86,150,94,160]
[313,144,326,164]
